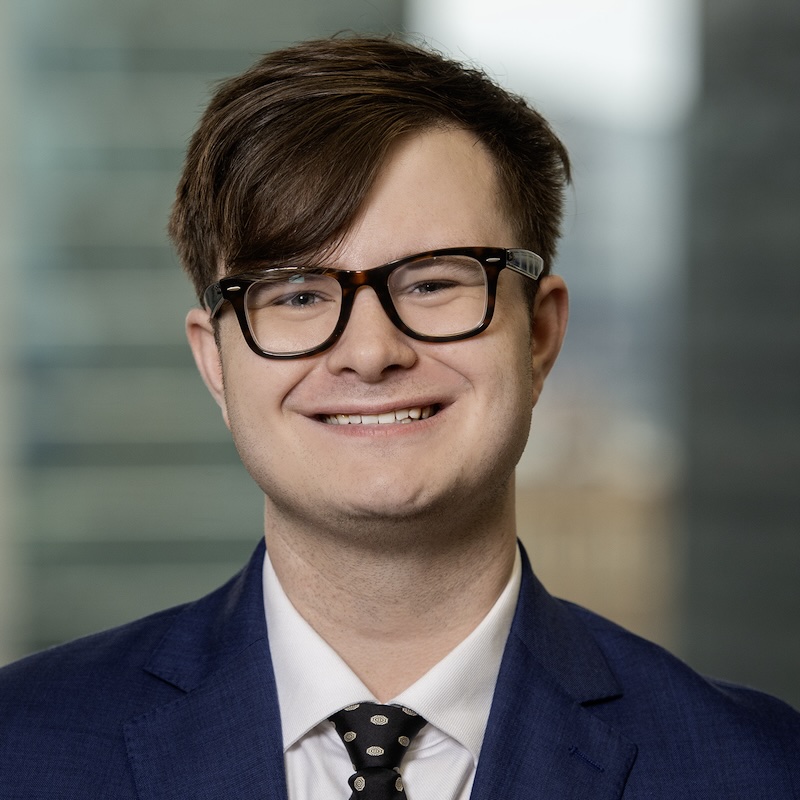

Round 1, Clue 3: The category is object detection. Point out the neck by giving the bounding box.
[263,490,518,701]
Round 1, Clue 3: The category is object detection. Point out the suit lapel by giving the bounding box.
[471,547,637,800]
[121,540,637,799]
[124,540,289,800]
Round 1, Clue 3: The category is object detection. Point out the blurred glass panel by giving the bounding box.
[0,1,24,665]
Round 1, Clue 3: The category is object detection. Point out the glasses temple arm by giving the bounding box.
[202,283,226,316]
[506,249,544,281]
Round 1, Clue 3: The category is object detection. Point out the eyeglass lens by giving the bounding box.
[243,254,489,354]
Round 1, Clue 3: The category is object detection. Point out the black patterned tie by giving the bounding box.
[329,702,427,799]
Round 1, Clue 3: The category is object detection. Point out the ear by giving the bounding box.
[186,307,230,429]
[530,275,569,402]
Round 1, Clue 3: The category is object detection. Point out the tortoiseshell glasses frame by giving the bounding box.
[202,246,544,359]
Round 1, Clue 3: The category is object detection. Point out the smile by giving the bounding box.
[320,405,436,425]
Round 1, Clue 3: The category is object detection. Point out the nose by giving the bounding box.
[324,287,417,382]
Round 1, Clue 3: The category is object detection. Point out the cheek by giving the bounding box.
[219,365,301,501]
[444,329,536,438]
[478,303,536,401]
[461,345,535,486]
[218,346,300,441]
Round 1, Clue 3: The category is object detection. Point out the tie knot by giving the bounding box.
[329,702,427,771]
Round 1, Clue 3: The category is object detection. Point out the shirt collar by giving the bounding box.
[263,545,521,763]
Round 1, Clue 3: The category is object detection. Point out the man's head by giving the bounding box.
[177,36,570,544]
[168,35,570,300]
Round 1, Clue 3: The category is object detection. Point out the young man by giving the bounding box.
[1,36,798,800]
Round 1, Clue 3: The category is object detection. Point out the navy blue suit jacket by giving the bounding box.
[1,539,798,798]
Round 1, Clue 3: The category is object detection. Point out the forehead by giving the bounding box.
[328,127,515,270]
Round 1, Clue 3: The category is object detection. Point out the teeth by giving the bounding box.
[323,406,434,425]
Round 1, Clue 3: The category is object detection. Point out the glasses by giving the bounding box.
[202,246,544,359]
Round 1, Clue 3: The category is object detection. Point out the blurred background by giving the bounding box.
[0,0,797,707]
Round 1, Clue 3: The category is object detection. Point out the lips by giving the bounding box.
[320,405,436,425]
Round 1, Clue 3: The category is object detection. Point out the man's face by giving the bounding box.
[187,127,567,538]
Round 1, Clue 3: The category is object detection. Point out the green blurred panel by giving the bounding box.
[22,71,226,152]
[26,465,263,542]
[25,169,177,247]
[21,0,401,50]
[25,367,226,444]
[25,266,194,349]
[28,557,258,648]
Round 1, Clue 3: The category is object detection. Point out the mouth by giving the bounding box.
[319,405,438,426]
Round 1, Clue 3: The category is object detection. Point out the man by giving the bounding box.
[1,35,798,799]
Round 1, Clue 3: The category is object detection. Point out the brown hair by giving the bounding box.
[169,35,571,300]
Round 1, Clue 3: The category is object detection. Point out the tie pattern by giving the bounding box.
[329,702,427,799]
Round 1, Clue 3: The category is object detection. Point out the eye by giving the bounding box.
[390,257,486,301]
[274,291,325,307]
[407,279,458,295]
[247,272,339,312]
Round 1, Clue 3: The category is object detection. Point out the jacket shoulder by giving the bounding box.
[0,543,267,797]
[570,599,798,710]
[0,605,189,795]
[565,601,800,794]
[0,603,192,718]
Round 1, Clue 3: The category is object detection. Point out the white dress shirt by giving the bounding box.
[262,546,521,800]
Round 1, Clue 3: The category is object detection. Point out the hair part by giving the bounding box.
[169,35,571,303]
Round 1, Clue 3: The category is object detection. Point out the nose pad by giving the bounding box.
[325,286,417,380]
